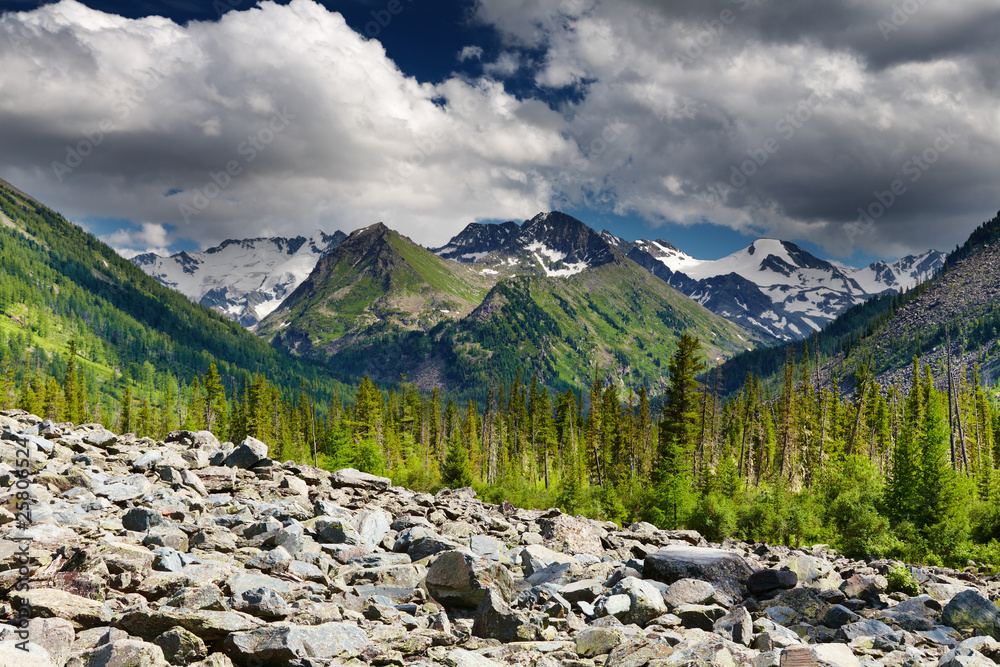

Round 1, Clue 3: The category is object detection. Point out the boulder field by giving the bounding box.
[0,410,999,666]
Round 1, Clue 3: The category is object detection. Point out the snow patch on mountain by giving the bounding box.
[627,237,945,341]
[131,230,346,327]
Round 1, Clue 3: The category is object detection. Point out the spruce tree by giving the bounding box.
[441,427,474,489]
[653,334,705,527]
[917,365,954,530]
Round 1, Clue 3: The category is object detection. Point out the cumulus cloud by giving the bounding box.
[101,222,172,258]
[0,0,577,250]
[0,0,998,259]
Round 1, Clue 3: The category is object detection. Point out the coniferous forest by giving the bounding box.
[7,326,1000,571]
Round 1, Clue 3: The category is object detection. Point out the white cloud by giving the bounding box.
[0,0,998,259]
[0,0,578,249]
[473,0,1000,257]
[458,45,483,62]
[100,222,171,258]
[483,51,522,77]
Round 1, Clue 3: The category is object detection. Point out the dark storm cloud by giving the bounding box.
[472,0,1000,257]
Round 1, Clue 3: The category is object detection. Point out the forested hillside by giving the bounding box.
[719,210,1000,394]
[0,179,348,428]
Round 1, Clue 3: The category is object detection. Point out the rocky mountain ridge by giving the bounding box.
[2,411,1000,667]
[131,231,347,328]
[433,218,943,342]
[602,236,943,342]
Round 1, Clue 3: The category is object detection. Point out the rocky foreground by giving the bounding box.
[2,414,1000,666]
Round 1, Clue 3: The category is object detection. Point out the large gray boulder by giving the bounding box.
[223,437,268,469]
[224,622,369,663]
[471,588,539,642]
[942,590,1000,640]
[425,549,514,609]
[643,546,753,599]
[607,576,667,626]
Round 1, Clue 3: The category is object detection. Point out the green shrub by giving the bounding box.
[688,492,737,542]
[885,564,920,596]
[829,487,898,559]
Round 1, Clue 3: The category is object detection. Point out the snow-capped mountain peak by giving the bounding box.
[623,237,945,342]
[130,230,346,327]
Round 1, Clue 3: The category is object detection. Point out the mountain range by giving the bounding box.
[132,212,943,344]
[432,218,943,341]
[258,217,759,393]
[128,210,945,393]
[615,236,943,341]
[132,231,346,327]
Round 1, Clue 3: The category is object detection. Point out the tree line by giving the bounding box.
[5,330,1000,569]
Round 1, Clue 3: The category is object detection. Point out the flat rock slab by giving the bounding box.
[11,588,112,630]
[330,468,392,490]
[780,645,862,667]
[225,621,369,663]
[115,609,265,643]
[643,546,753,599]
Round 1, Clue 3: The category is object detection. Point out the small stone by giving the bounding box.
[471,588,539,642]
[231,587,291,620]
[76,639,171,667]
[822,604,861,629]
[749,569,799,596]
[575,626,627,657]
[714,606,754,646]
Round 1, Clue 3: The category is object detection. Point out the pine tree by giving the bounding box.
[120,385,133,434]
[63,340,83,423]
[917,365,954,530]
[653,334,705,527]
[441,425,474,489]
[203,363,225,432]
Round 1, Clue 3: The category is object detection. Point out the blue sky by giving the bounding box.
[0,0,996,265]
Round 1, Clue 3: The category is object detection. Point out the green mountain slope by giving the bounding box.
[258,223,493,354]
[261,217,765,397]
[0,178,343,404]
[450,257,763,392]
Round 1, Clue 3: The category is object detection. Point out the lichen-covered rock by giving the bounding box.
[942,590,1000,640]
[154,626,208,665]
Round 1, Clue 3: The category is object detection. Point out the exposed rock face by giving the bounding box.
[2,412,1000,667]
